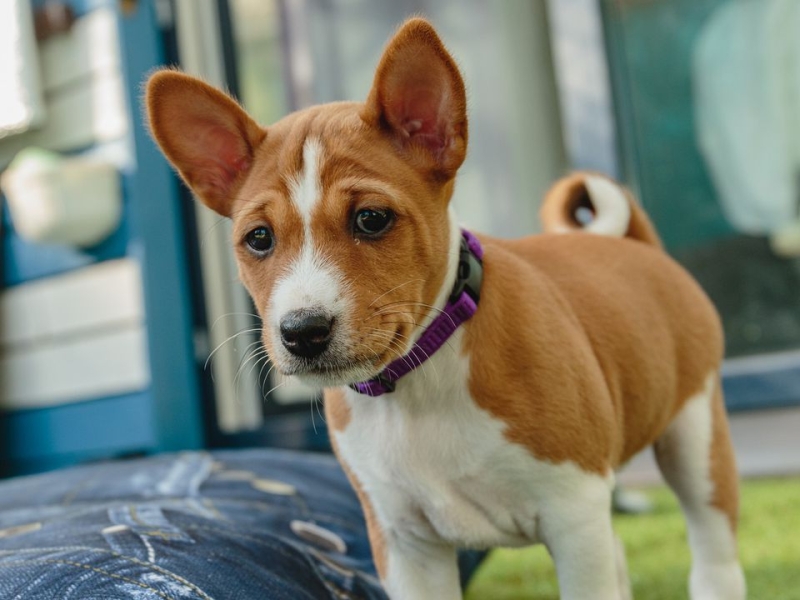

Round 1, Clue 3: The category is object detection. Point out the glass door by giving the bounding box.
[602,0,800,410]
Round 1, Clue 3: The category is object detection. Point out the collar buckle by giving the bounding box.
[348,372,396,396]
[374,373,396,393]
[449,236,483,304]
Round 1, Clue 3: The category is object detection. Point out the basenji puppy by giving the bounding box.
[146,18,745,600]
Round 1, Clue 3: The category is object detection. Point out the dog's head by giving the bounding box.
[146,19,467,387]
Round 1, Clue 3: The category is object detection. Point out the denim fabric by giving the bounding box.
[0,449,485,599]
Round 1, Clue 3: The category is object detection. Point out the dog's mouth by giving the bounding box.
[277,328,406,388]
[281,359,380,388]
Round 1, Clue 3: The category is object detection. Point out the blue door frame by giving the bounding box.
[1,1,204,476]
[118,1,204,452]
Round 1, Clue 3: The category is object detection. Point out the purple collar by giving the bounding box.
[350,229,484,397]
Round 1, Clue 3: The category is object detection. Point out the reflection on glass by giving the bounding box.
[229,0,566,239]
[228,0,288,126]
[605,0,800,358]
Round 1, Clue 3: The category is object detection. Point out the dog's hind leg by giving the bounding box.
[654,373,746,600]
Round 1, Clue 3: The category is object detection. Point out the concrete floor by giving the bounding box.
[618,406,800,487]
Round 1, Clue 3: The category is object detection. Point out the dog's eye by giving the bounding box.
[354,209,394,237]
[245,226,275,256]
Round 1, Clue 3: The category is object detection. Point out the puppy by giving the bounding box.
[146,18,745,600]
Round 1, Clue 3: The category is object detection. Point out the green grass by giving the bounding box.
[465,477,800,599]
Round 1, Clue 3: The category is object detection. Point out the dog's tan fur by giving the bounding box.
[465,229,725,472]
[146,17,744,600]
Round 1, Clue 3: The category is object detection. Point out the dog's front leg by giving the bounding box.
[545,515,623,599]
[380,532,461,600]
[541,496,624,600]
[335,457,461,598]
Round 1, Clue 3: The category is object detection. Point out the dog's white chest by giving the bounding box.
[333,338,568,549]
[335,394,538,547]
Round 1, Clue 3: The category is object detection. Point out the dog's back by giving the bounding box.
[466,173,724,469]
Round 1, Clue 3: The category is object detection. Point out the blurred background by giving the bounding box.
[0,0,799,478]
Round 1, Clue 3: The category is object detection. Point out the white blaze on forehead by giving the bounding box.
[290,138,322,227]
[271,137,348,324]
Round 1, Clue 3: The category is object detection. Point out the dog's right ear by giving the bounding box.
[145,70,266,217]
[361,18,467,180]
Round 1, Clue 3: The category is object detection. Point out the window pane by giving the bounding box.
[606,0,800,358]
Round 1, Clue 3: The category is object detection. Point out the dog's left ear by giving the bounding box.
[146,70,266,217]
[362,18,468,179]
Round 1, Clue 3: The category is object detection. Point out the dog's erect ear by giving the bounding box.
[145,70,266,217]
[362,18,467,179]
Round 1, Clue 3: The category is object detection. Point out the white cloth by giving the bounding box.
[693,0,800,235]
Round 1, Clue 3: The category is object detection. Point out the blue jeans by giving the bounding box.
[0,449,484,599]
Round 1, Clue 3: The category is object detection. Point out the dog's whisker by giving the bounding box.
[366,305,428,323]
[238,351,267,390]
[310,394,317,435]
[353,341,387,372]
[397,305,451,331]
[363,344,410,378]
[258,359,278,396]
[240,346,269,388]
[205,327,263,371]
[370,299,447,317]
[374,319,418,330]
[355,341,383,360]
[375,312,460,358]
[239,353,269,400]
[311,392,330,435]
[367,323,424,352]
[372,301,457,329]
[263,379,288,400]
[363,327,415,354]
[364,320,450,383]
[209,311,262,332]
[372,311,422,324]
[363,315,460,372]
[368,279,425,308]
[232,341,266,391]
[357,333,405,362]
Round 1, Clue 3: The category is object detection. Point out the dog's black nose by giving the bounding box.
[279,311,333,358]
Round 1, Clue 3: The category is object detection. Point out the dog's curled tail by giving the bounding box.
[540,172,662,247]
